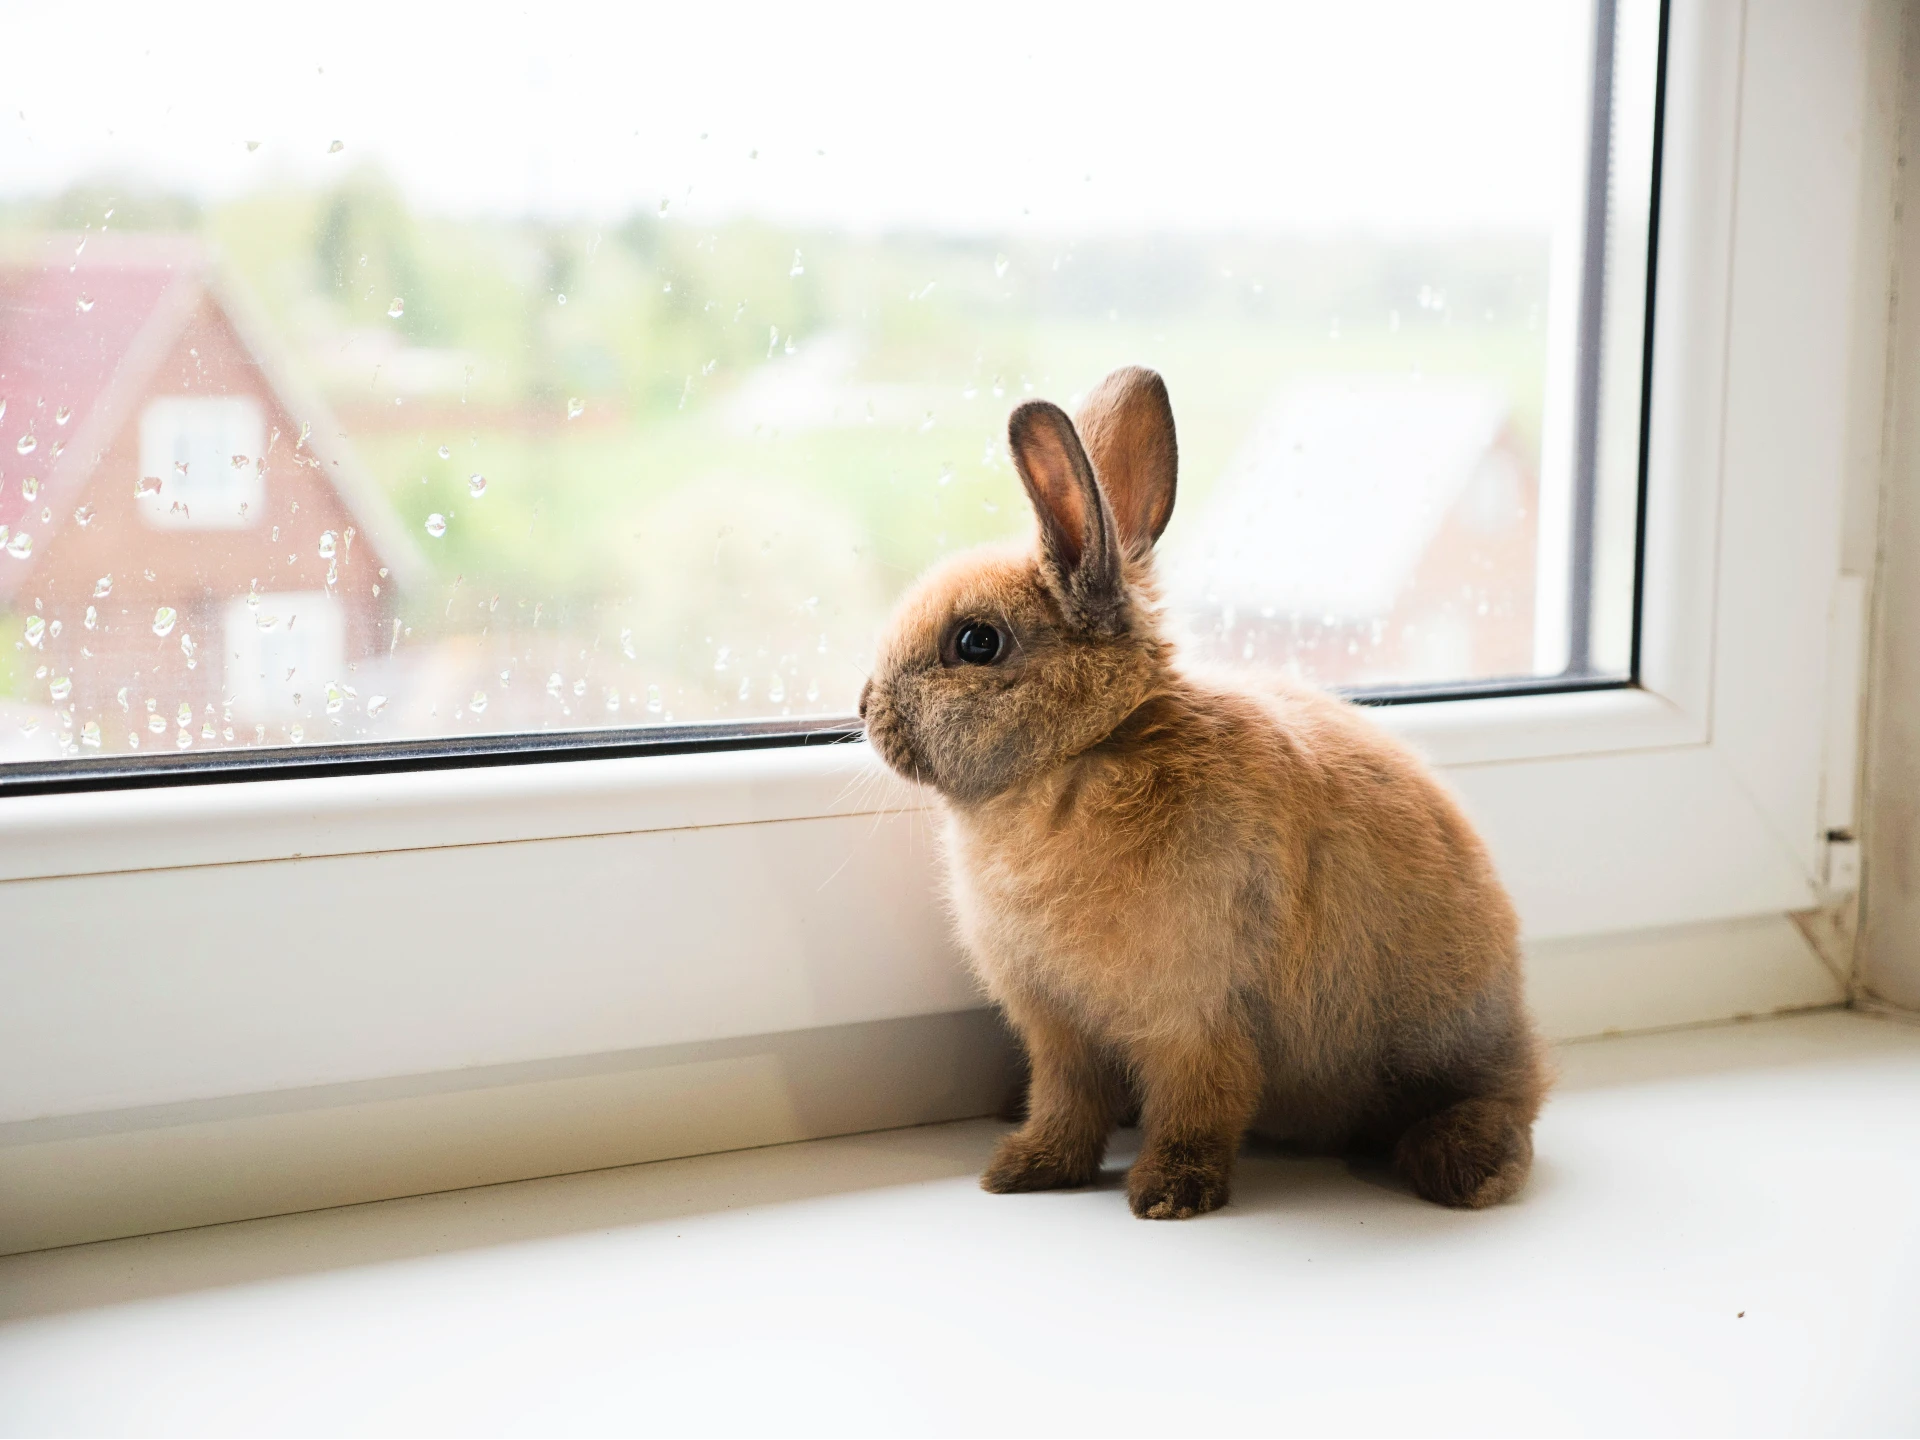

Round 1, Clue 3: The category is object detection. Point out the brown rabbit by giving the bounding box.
[860,366,1548,1219]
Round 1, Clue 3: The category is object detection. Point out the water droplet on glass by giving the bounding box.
[24,616,45,647]
[547,673,564,696]
[317,530,338,559]
[424,513,447,538]
[246,139,261,153]
[805,678,820,703]
[467,473,487,498]
[437,444,451,459]
[81,720,100,748]
[646,684,663,714]
[325,683,345,714]
[604,688,620,713]
[16,434,35,456]
[152,606,177,638]
[328,139,344,153]
[6,532,32,559]
[469,690,488,714]
[572,678,586,697]
[74,505,95,527]
[790,250,805,277]
[84,605,97,630]
[54,405,71,426]
[768,677,785,704]
[367,695,388,718]
[556,293,567,306]
[135,475,162,498]
[937,464,954,487]
[147,712,166,734]
[176,702,192,727]
[994,253,1009,278]
[175,729,193,749]
[75,294,93,313]
[49,676,71,701]
[387,297,405,319]
[231,453,250,470]
[566,397,584,420]
[180,633,196,661]
[620,628,636,660]
[290,725,305,743]
[20,476,38,502]
[738,676,752,702]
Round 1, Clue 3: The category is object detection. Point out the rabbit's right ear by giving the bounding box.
[1008,399,1125,631]
[1075,367,1177,556]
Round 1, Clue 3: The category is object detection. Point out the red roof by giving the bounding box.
[0,236,200,537]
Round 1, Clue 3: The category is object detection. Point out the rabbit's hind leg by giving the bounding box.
[1392,1092,1537,1208]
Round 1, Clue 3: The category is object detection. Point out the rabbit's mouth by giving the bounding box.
[863,706,931,788]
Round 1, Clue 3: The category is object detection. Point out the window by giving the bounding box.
[0,1,1879,1250]
[0,0,1661,777]
[137,396,265,531]
[221,591,346,729]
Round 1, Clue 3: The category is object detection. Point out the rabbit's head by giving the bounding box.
[861,366,1179,804]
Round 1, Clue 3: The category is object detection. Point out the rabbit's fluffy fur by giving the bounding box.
[861,367,1547,1219]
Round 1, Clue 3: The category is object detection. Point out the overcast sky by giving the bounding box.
[1,1,1598,236]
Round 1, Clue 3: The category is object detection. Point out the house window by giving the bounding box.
[137,396,266,531]
[222,592,346,724]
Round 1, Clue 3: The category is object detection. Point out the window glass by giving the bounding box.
[0,1,1660,764]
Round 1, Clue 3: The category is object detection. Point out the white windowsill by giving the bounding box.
[2,1009,1915,1435]
[0,685,1695,887]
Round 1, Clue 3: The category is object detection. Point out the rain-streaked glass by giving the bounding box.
[0,1,1659,763]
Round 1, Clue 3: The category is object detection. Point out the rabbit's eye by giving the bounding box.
[953,620,1002,665]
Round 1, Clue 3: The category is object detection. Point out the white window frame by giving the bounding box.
[0,2,1874,1143]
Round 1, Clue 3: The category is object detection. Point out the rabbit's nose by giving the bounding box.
[858,680,872,720]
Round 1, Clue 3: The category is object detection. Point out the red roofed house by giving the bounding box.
[0,234,423,758]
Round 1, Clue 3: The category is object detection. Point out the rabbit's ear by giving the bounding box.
[1075,366,1177,555]
[1008,399,1124,625]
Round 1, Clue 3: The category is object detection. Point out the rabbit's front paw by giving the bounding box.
[981,1130,1101,1193]
[1127,1140,1232,1219]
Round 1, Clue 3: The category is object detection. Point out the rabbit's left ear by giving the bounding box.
[1075,366,1177,555]
[1008,399,1125,629]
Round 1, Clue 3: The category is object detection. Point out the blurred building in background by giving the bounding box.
[0,235,420,756]
[1166,379,1538,688]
